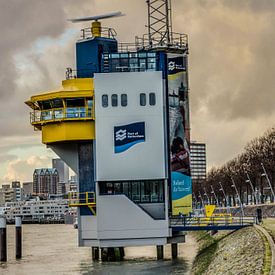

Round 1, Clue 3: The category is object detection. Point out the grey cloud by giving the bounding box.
[0,0,274,169]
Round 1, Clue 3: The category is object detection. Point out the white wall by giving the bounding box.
[97,195,169,240]
[94,71,167,181]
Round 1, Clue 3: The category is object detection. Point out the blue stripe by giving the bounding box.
[115,139,145,153]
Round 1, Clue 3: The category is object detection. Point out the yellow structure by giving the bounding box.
[68,192,96,215]
[25,78,95,144]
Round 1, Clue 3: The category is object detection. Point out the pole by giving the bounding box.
[0,217,7,262]
[203,187,210,204]
[245,171,258,204]
[261,163,275,202]
[211,185,219,206]
[231,177,244,216]
[198,191,205,208]
[15,217,22,259]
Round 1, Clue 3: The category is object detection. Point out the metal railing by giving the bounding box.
[80,27,117,40]
[170,215,256,228]
[135,32,188,51]
[68,192,96,207]
[30,107,94,125]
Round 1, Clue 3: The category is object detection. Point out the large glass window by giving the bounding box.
[99,180,164,203]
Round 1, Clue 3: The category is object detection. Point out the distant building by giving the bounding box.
[57,181,66,195]
[190,142,207,181]
[12,181,20,188]
[33,168,59,195]
[22,182,33,199]
[52,159,69,183]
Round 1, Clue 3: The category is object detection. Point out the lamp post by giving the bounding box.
[198,191,205,208]
[261,162,275,202]
[245,170,258,205]
[203,187,210,205]
[211,185,219,206]
[219,182,227,206]
[193,194,198,209]
[219,182,230,214]
[231,177,244,217]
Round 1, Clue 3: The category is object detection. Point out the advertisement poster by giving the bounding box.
[167,53,192,215]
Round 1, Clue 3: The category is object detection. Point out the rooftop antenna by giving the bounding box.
[146,0,172,46]
[68,11,125,37]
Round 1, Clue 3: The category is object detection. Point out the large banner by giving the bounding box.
[167,53,192,215]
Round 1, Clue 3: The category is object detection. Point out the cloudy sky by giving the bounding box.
[0,0,274,184]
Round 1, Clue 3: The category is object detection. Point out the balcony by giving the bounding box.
[30,106,94,126]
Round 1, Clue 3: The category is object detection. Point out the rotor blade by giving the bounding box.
[68,11,125,23]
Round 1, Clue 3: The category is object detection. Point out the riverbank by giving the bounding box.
[191,227,267,275]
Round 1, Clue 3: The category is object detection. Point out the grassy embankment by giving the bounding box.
[191,227,267,275]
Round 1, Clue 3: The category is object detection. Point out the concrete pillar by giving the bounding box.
[92,247,99,261]
[171,243,178,259]
[0,217,7,262]
[156,245,164,260]
[15,217,22,259]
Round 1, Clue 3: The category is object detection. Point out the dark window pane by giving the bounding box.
[140,93,146,106]
[66,98,85,107]
[149,93,156,106]
[40,100,51,110]
[121,94,127,107]
[51,99,63,108]
[111,94,118,107]
[102,94,108,107]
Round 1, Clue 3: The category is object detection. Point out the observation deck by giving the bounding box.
[25,78,95,144]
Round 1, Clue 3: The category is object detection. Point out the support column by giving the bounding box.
[156,245,164,260]
[92,247,99,261]
[15,217,22,259]
[0,217,7,262]
[171,243,178,259]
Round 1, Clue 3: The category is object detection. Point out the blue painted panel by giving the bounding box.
[76,37,118,78]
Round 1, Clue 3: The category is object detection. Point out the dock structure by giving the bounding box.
[25,0,255,261]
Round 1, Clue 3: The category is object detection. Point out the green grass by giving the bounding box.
[191,232,219,275]
[256,228,272,275]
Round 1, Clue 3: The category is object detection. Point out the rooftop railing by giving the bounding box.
[80,27,117,40]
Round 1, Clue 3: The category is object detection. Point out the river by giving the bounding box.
[0,224,197,275]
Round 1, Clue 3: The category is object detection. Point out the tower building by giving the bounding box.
[26,1,192,255]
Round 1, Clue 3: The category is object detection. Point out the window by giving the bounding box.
[66,98,85,107]
[51,99,63,108]
[102,94,108,107]
[140,93,146,106]
[149,93,156,106]
[111,94,118,107]
[99,180,164,203]
[121,94,127,107]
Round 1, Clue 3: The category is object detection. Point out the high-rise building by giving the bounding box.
[33,168,59,195]
[22,182,33,199]
[52,159,69,183]
[190,142,207,181]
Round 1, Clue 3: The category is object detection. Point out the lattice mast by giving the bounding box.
[146,0,173,46]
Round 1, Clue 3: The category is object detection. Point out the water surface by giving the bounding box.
[0,224,197,274]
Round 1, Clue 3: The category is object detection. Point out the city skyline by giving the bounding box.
[0,0,275,184]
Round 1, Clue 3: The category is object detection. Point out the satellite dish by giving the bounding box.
[68,11,125,23]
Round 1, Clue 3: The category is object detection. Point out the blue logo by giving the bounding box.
[114,122,145,153]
